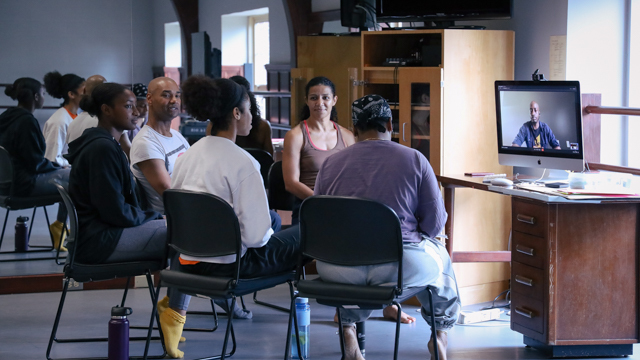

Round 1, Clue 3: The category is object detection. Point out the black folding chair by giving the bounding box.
[46,181,166,360]
[252,160,298,313]
[160,189,297,360]
[284,196,440,360]
[0,146,65,262]
[267,161,294,212]
[244,148,274,188]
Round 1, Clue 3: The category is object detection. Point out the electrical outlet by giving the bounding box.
[134,275,153,288]
[457,309,501,324]
[67,278,83,291]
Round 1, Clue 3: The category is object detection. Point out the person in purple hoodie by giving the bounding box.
[314,95,461,360]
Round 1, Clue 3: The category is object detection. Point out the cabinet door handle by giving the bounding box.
[515,275,534,287]
[515,307,534,319]
[402,123,407,142]
[515,244,535,256]
[516,214,536,224]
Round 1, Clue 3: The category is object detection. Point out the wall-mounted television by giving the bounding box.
[375,0,512,23]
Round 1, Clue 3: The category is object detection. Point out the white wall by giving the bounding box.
[199,0,290,65]
[567,0,628,166]
[0,0,160,125]
[221,15,249,65]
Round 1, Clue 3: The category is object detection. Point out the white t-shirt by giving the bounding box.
[130,126,190,213]
[66,111,98,144]
[43,107,73,166]
[172,136,272,264]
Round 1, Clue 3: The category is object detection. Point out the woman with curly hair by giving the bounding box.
[157,75,301,359]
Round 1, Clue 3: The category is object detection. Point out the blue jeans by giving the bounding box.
[316,237,461,331]
[169,211,297,311]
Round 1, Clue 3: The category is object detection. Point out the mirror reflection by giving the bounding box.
[0,0,181,285]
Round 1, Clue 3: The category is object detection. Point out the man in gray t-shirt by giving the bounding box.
[130,77,188,213]
[314,95,460,360]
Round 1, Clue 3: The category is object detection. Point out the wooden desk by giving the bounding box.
[437,174,511,263]
[438,174,638,357]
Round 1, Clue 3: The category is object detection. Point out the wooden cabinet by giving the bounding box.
[510,197,638,356]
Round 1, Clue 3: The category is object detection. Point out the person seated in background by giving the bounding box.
[128,83,149,142]
[158,75,301,359]
[314,95,461,360]
[66,75,133,157]
[42,71,85,167]
[0,77,70,251]
[230,75,275,156]
[65,83,166,265]
[130,77,189,213]
[282,76,355,225]
[512,101,561,149]
[66,75,106,144]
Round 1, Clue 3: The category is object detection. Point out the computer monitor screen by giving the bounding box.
[495,81,584,171]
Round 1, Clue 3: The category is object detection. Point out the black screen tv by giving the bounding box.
[375,0,512,23]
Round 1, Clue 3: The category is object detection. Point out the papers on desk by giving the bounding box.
[516,183,640,200]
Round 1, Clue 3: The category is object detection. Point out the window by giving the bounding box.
[164,22,182,67]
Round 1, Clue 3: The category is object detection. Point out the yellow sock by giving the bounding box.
[159,308,186,358]
[157,296,185,342]
[49,221,67,252]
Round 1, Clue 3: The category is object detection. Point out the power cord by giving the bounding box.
[480,289,511,311]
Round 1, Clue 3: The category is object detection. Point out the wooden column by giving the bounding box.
[171,0,199,76]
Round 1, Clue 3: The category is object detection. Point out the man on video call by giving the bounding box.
[511,101,561,150]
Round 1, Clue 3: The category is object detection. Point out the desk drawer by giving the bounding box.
[512,262,545,301]
[511,292,545,334]
[512,199,548,238]
[512,231,546,269]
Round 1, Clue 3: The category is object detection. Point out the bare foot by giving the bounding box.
[427,330,448,360]
[383,305,416,324]
[342,325,365,360]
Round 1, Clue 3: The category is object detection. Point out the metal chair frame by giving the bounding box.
[46,181,166,360]
[160,189,298,360]
[284,196,440,360]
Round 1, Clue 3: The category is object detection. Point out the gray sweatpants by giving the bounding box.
[105,220,167,263]
[316,237,461,331]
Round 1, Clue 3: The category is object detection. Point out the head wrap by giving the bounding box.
[351,94,392,127]
[132,83,148,99]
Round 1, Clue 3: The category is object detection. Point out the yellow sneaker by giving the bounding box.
[49,220,67,252]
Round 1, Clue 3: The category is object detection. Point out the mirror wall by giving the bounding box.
[0,0,179,285]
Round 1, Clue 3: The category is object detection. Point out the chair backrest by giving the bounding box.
[52,180,79,265]
[299,196,404,286]
[267,161,294,211]
[163,189,243,275]
[0,146,14,195]
[244,148,274,188]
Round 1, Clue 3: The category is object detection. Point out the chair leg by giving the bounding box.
[283,292,297,360]
[141,271,167,360]
[428,287,439,360]
[28,207,55,250]
[337,307,346,360]
[392,301,402,360]
[46,278,69,360]
[219,297,237,360]
[253,291,290,313]
[121,277,131,307]
[0,209,10,250]
[54,223,68,265]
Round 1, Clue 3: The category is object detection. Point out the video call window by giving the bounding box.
[496,84,582,156]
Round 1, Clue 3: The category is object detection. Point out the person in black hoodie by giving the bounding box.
[65,83,166,264]
[0,77,70,251]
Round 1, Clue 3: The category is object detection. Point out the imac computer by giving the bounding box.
[495,80,584,173]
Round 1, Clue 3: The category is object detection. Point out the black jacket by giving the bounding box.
[65,127,162,263]
[0,107,60,196]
